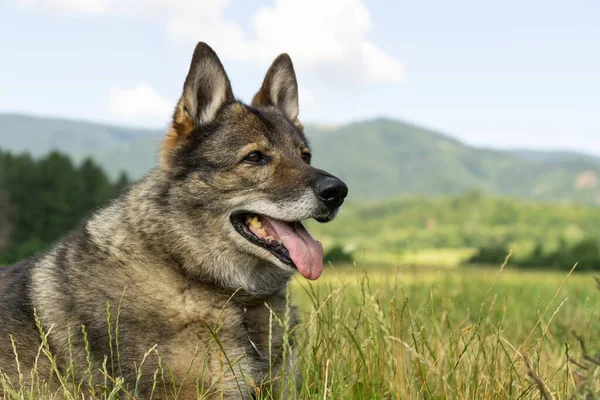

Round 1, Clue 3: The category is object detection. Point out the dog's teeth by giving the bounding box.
[249,216,262,229]
[257,228,267,237]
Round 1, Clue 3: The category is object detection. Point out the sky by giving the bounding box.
[0,0,599,155]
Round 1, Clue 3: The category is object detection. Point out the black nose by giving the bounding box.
[315,175,348,209]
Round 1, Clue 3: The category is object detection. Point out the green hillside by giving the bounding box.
[1,113,599,204]
[309,119,600,203]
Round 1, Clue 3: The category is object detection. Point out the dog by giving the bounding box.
[0,42,347,399]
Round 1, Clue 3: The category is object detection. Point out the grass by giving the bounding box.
[2,262,600,399]
[351,247,477,267]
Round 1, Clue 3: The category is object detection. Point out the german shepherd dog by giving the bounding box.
[0,42,347,399]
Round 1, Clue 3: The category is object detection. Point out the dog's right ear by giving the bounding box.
[252,54,301,129]
[161,42,234,169]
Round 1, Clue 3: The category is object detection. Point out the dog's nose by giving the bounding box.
[315,176,348,209]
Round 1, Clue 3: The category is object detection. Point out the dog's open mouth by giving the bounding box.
[231,213,323,280]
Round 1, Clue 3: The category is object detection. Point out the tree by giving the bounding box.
[0,150,126,264]
[79,157,112,216]
[116,171,130,191]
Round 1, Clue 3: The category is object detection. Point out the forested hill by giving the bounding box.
[1,113,600,204]
[0,150,128,263]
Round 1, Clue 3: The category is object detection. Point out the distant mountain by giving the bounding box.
[0,113,161,164]
[1,113,599,204]
[509,149,600,168]
[309,119,600,204]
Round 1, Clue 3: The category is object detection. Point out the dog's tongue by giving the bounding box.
[262,218,323,280]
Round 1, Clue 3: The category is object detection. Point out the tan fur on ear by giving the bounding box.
[160,42,233,170]
[252,53,300,125]
[160,102,196,169]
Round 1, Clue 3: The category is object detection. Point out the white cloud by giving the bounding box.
[17,0,108,14]
[246,0,403,84]
[17,0,403,85]
[108,83,172,123]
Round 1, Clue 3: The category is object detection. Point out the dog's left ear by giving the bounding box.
[161,42,234,169]
[252,54,302,129]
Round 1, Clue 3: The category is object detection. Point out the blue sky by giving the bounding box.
[0,0,599,155]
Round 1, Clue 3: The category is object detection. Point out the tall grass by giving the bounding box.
[1,263,599,399]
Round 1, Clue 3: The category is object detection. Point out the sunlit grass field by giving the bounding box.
[2,261,599,399]
[292,262,600,399]
[350,247,477,267]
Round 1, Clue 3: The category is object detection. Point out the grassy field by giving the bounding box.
[292,263,600,399]
[349,247,477,267]
[2,262,599,399]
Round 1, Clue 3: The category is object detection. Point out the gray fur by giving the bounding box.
[0,42,347,399]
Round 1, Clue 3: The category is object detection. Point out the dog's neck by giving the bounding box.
[111,170,294,298]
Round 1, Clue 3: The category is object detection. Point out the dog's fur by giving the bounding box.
[0,43,347,399]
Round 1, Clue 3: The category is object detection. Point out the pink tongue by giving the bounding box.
[261,218,323,280]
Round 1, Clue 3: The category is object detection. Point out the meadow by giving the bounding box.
[2,261,599,399]
[293,263,600,399]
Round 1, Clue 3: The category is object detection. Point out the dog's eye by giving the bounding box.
[301,152,311,164]
[243,151,268,165]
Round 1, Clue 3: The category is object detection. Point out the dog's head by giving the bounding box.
[160,42,347,282]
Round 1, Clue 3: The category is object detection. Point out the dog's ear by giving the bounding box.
[252,54,301,128]
[162,42,234,167]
